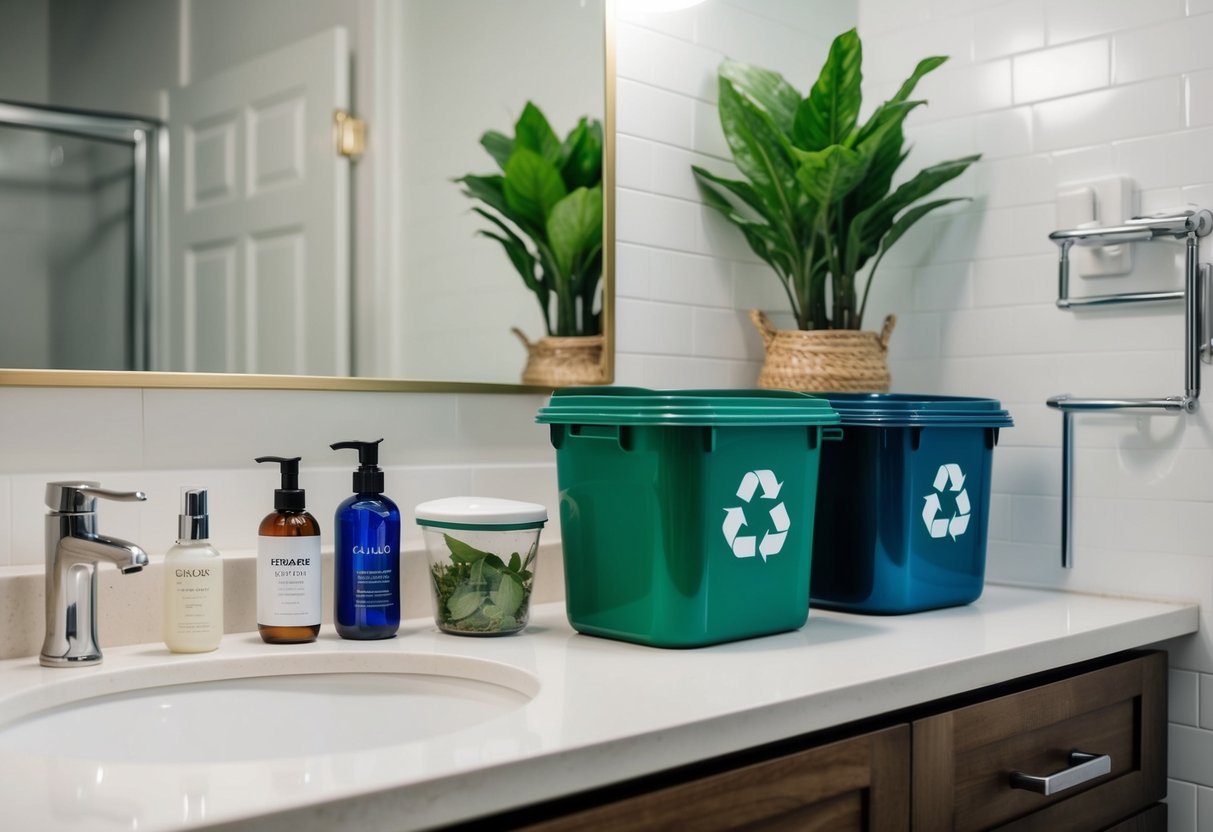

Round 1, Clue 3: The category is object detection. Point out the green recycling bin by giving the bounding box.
[537,388,840,648]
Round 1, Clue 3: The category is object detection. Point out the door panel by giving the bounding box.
[165,27,350,375]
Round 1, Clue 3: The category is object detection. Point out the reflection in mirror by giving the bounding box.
[0,104,154,372]
[0,0,610,389]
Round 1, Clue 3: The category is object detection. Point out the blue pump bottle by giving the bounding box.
[331,439,400,639]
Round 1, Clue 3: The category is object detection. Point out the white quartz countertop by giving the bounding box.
[0,585,1197,832]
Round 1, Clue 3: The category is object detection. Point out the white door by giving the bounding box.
[162,28,351,376]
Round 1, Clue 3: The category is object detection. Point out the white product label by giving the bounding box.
[257,535,322,626]
[167,561,223,635]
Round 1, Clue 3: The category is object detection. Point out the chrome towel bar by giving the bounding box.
[1046,209,1212,568]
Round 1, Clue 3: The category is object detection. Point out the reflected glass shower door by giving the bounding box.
[0,102,161,371]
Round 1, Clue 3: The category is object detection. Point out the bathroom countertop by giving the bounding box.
[0,584,1197,832]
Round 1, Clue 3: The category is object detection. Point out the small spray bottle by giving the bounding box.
[163,487,223,653]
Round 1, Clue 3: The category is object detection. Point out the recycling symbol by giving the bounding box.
[922,463,971,541]
[722,469,789,561]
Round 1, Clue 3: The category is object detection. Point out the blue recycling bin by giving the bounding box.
[810,394,1013,614]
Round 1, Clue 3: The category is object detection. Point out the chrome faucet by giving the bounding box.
[40,482,149,667]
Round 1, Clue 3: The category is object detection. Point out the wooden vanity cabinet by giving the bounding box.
[912,650,1167,831]
[517,725,910,831]
[492,651,1166,832]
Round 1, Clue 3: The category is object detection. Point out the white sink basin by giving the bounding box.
[0,651,536,764]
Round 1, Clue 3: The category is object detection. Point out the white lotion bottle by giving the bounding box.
[163,487,224,653]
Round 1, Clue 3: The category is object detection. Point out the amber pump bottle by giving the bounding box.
[254,456,321,644]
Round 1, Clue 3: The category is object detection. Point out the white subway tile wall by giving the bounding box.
[615,1,1213,819]
[0,388,558,567]
[1170,780,1198,831]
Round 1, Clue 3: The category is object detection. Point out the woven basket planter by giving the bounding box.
[750,309,896,392]
[512,328,605,387]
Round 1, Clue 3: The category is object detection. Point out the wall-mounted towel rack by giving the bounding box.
[1046,209,1213,568]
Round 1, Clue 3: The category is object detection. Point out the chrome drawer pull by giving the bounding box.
[1009,751,1111,796]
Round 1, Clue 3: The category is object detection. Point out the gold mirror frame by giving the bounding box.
[0,5,616,394]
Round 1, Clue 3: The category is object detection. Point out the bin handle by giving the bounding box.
[570,424,618,440]
[822,427,845,442]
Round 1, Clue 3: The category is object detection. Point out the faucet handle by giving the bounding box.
[46,482,148,513]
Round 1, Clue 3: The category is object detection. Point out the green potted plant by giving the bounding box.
[693,28,979,391]
[457,102,605,386]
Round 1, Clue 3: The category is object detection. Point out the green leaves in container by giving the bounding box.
[447,534,491,565]
[432,534,534,634]
[490,572,524,618]
[447,586,484,621]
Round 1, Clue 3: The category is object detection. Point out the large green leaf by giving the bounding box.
[559,118,603,190]
[793,28,862,150]
[480,131,514,171]
[871,153,979,231]
[720,59,802,136]
[489,573,524,617]
[843,100,923,230]
[514,102,560,163]
[794,144,867,207]
[479,230,540,294]
[847,153,979,270]
[546,186,603,277]
[503,147,568,231]
[697,179,795,278]
[839,56,943,221]
[842,148,910,275]
[445,534,493,564]
[473,209,540,291]
[855,196,970,328]
[892,55,947,104]
[692,165,786,229]
[718,77,800,221]
[854,99,923,149]
[457,174,510,217]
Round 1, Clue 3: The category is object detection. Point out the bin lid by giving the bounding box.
[415,496,547,530]
[817,393,1014,428]
[536,387,841,426]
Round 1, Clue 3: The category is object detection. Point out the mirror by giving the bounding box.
[0,0,612,391]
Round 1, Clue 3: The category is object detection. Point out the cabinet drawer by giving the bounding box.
[912,651,1166,831]
[519,724,909,832]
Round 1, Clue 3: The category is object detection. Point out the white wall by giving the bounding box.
[184,0,359,86]
[47,0,179,116]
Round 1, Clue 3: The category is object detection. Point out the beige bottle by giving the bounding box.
[163,488,224,653]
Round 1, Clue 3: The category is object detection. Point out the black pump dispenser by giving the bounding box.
[330,439,385,494]
[255,456,306,511]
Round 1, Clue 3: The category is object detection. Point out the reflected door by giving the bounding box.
[165,27,352,376]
